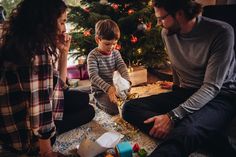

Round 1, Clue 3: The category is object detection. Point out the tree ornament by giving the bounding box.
[146,22,152,31]
[100,0,108,5]
[137,23,147,31]
[137,48,142,55]
[128,9,135,15]
[83,7,90,13]
[148,0,153,6]
[124,4,130,8]
[111,3,119,10]
[130,35,138,43]
[115,44,121,50]
[83,29,91,36]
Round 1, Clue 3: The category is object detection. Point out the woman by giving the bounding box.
[0,0,95,156]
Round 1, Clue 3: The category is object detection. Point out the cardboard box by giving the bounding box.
[128,66,147,86]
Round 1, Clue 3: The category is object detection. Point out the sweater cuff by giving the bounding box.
[33,125,56,139]
[172,106,189,119]
[103,84,111,93]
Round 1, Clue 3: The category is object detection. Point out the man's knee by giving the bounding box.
[87,105,95,120]
[123,100,133,110]
[122,100,136,119]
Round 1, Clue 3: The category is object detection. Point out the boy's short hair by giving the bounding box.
[95,19,120,40]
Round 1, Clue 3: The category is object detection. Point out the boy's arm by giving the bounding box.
[115,51,130,82]
[87,52,111,92]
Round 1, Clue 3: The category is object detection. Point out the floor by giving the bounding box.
[53,82,170,156]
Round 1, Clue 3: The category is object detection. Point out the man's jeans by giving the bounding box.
[122,87,236,157]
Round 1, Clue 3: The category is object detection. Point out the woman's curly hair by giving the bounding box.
[0,0,67,66]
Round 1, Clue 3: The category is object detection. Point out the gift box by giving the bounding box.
[115,142,132,157]
[67,64,88,80]
[128,66,147,86]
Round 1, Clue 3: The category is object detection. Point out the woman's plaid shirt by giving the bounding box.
[0,53,64,152]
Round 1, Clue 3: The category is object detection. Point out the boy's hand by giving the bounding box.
[107,86,118,104]
[56,33,71,54]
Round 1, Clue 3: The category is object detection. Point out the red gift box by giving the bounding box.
[67,64,88,80]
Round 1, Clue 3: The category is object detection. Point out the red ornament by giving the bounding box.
[130,35,138,43]
[132,143,140,152]
[124,4,130,8]
[115,44,121,50]
[146,22,152,31]
[128,9,135,15]
[83,30,91,36]
[84,7,90,13]
[111,3,119,10]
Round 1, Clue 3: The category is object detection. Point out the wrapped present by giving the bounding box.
[115,142,132,157]
[132,143,140,152]
[67,64,88,80]
[77,132,123,157]
[105,154,115,157]
[137,148,147,157]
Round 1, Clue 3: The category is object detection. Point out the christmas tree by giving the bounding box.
[68,0,167,68]
[1,0,22,17]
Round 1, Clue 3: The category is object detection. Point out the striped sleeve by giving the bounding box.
[115,51,130,82]
[87,51,111,92]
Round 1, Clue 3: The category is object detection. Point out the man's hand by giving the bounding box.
[144,114,173,139]
[160,81,173,90]
[56,33,71,54]
[107,86,118,104]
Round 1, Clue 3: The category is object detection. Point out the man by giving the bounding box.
[122,0,236,156]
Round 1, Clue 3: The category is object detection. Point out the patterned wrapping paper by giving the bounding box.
[53,82,170,156]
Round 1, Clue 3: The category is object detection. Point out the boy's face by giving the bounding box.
[96,37,118,54]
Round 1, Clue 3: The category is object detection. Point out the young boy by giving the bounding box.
[87,19,130,115]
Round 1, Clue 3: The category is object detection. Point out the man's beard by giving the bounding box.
[166,20,181,36]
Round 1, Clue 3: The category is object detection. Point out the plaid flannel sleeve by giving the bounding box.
[52,71,64,120]
[29,54,56,139]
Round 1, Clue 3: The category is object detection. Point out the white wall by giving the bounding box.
[196,0,216,6]
[227,0,236,4]
[215,0,236,4]
[196,0,236,6]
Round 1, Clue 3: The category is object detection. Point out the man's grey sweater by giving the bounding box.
[162,16,236,118]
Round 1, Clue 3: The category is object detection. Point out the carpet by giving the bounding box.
[53,82,170,156]
[52,82,211,157]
